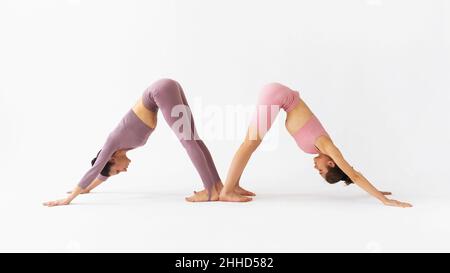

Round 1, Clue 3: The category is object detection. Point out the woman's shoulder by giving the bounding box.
[315,135,333,153]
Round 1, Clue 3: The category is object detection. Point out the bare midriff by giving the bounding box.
[285,98,314,135]
[132,99,158,129]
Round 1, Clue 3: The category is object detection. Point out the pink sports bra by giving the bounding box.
[291,114,329,154]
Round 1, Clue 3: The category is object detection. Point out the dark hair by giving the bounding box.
[325,165,353,185]
[91,150,113,177]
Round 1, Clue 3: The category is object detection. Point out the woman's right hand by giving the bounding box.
[382,198,413,208]
[43,198,71,207]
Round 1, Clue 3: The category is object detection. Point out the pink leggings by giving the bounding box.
[250,82,301,137]
[250,82,328,154]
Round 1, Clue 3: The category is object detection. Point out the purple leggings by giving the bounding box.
[142,79,221,197]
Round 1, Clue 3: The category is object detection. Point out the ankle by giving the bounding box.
[208,187,219,196]
[220,188,233,195]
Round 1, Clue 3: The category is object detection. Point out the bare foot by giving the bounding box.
[215,181,224,193]
[235,185,256,196]
[219,191,253,202]
[186,188,219,202]
[43,198,71,207]
[67,190,90,195]
[189,181,224,202]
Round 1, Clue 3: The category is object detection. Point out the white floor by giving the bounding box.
[2,181,449,253]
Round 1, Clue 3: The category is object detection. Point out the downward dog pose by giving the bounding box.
[44,79,252,206]
[220,83,412,208]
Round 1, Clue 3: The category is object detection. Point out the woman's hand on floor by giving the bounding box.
[43,198,71,207]
[382,198,413,208]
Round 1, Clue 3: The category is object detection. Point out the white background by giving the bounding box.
[0,0,449,252]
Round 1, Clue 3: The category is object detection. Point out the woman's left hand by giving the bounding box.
[382,198,413,208]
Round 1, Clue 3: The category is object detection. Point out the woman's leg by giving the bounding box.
[176,82,222,186]
[152,79,221,201]
[175,81,255,198]
[220,84,286,202]
[219,128,261,202]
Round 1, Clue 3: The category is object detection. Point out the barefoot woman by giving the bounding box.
[220,83,412,208]
[44,79,236,206]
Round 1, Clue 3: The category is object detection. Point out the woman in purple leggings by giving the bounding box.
[44,79,253,206]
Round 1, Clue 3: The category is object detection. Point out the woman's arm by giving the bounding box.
[44,178,104,207]
[321,139,412,208]
[43,186,83,207]
[67,178,104,194]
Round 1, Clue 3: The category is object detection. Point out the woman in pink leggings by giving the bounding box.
[44,79,250,206]
[220,83,412,208]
